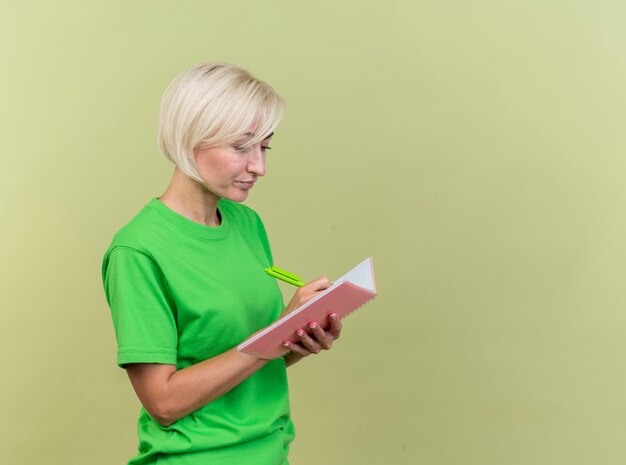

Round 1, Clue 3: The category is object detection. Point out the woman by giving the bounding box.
[102,62,342,465]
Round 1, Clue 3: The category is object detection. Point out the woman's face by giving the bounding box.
[193,134,272,203]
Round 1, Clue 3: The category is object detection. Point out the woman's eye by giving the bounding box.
[234,145,272,153]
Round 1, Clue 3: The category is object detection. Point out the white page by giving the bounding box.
[333,257,376,291]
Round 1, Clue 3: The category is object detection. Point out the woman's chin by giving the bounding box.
[223,190,250,203]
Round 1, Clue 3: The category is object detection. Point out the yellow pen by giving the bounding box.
[265,266,305,287]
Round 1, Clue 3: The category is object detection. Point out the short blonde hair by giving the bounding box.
[158,62,285,182]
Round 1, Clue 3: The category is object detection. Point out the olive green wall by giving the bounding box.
[2,1,626,464]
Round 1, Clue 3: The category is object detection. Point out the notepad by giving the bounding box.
[238,257,378,359]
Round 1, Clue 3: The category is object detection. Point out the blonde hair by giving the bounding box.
[158,62,285,182]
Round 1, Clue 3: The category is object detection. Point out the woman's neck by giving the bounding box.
[158,168,221,227]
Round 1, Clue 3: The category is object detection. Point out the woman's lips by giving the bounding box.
[237,181,255,189]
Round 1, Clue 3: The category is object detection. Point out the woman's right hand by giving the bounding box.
[280,276,332,318]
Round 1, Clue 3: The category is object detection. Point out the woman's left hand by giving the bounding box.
[282,313,343,366]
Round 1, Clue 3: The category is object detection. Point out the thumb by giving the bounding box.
[303,276,333,292]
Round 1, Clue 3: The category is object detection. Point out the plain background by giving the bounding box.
[2,1,626,464]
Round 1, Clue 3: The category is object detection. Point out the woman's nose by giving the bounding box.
[247,147,266,176]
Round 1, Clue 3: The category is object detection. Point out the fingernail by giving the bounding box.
[309,322,317,329]
[297,330,304,336]
[283,341,290,348]
[330,313,338,320]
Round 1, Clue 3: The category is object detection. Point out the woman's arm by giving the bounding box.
[126,349,267,427]
[126,276,337,427]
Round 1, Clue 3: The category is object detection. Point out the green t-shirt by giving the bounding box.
[102,198,295,465]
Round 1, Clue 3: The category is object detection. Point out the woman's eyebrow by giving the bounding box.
[242,132,274,140]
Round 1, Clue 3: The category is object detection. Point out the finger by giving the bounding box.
[283,340,311,358]
[308,322,333,350]
[296,329,322,354]
[290,279,332,309]
[327,313,342,339]
[303,276,333,292]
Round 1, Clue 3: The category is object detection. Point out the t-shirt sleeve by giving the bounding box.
[102,246,178,367]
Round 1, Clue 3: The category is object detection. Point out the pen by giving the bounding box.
[265,266,305,287]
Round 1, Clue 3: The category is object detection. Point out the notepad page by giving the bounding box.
[333,257,376,291]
